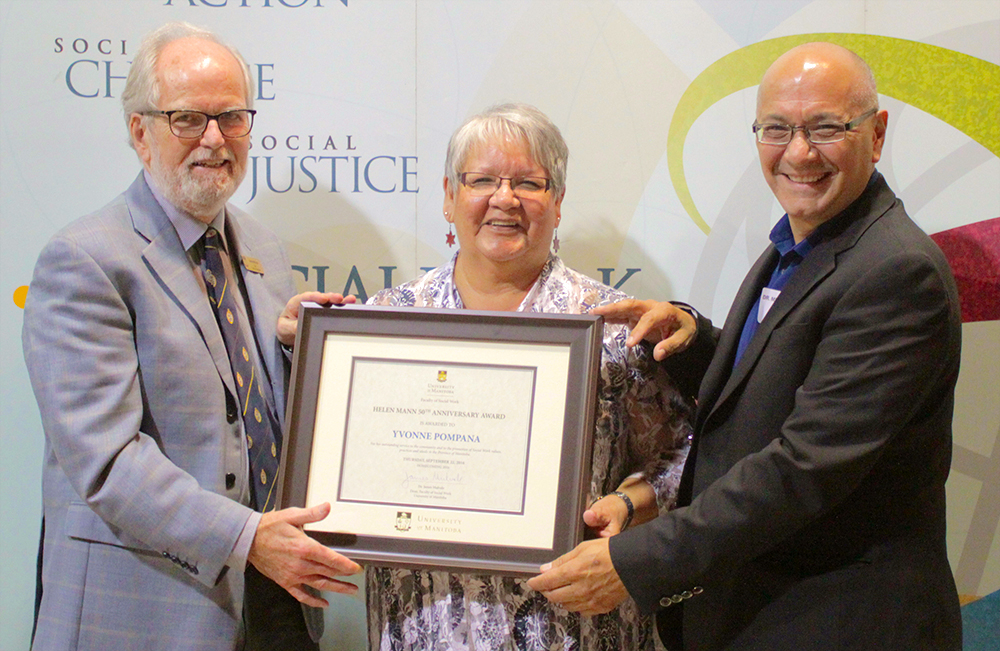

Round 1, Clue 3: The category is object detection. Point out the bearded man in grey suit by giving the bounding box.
[23,22,359,651]
[530,42,962,650]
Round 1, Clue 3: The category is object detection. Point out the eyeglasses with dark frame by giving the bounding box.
[142,109,257,139]
[752,108,878,146]
[459,172,552,198]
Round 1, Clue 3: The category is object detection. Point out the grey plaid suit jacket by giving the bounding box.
[23,173,299,650]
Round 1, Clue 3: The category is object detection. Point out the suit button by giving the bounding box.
[225,473,236,489]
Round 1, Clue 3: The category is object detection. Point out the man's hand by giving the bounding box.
[593,299,696,361]
[247,502,362,607]
[526,538,629,616]
[277,292,356,347]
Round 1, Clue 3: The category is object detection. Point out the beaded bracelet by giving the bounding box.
[611,490,634,531]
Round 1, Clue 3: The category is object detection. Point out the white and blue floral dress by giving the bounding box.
[365,253,692,651]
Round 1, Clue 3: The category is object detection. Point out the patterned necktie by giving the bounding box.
[202,227,282,511]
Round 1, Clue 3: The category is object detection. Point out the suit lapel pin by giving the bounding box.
[242,255,264,275]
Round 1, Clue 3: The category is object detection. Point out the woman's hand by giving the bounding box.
[584,478,658,538]
[584,495,630,538]
[277,292,356,347]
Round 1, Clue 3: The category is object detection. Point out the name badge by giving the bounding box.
[242,256,265,275]
[758,287,780,323]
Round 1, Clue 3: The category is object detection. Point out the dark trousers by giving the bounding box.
[244,564,319,651]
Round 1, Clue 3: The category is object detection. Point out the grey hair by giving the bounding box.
[122,22,254,145]
[444,103,569,196]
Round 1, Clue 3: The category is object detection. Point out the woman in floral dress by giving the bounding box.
[366,103,693,651]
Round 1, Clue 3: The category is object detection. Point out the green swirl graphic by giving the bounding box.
[669,34,1000,234]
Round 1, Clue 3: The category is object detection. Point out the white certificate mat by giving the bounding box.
[306,334,567,549]
[280,305,602,574]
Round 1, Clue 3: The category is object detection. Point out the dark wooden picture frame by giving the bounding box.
[279,304,603,575]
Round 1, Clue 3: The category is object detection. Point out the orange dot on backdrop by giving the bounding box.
[13,285,28,309]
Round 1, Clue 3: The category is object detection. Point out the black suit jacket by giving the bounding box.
[609,173,962,650]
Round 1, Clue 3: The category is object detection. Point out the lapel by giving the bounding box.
[225,209,286,421]
[695,248,778,429]
[127,173,238,398]
[700,173,898,427]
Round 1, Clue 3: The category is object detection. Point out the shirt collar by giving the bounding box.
[445,251,558,311]
[144,170,226,251]
[769,204,836,264]
[769,170,880,263]
[769,215,819,270]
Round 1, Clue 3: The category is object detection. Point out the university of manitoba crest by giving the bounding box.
[437,370,447,382]
[395,511,412,532]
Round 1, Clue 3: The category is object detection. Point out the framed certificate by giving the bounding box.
[278,304,603,575]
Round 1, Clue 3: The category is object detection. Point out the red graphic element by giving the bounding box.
[446,230,456,247]
[930,217,1000,323]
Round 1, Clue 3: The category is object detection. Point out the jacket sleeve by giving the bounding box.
[23,232,253,588]
[610,245,960,612]
[659,303,719,403]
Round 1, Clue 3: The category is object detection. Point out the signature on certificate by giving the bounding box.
[402,470,465,489]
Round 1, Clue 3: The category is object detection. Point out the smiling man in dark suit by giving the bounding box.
[529,42,963,650]
[23,21,359,651]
